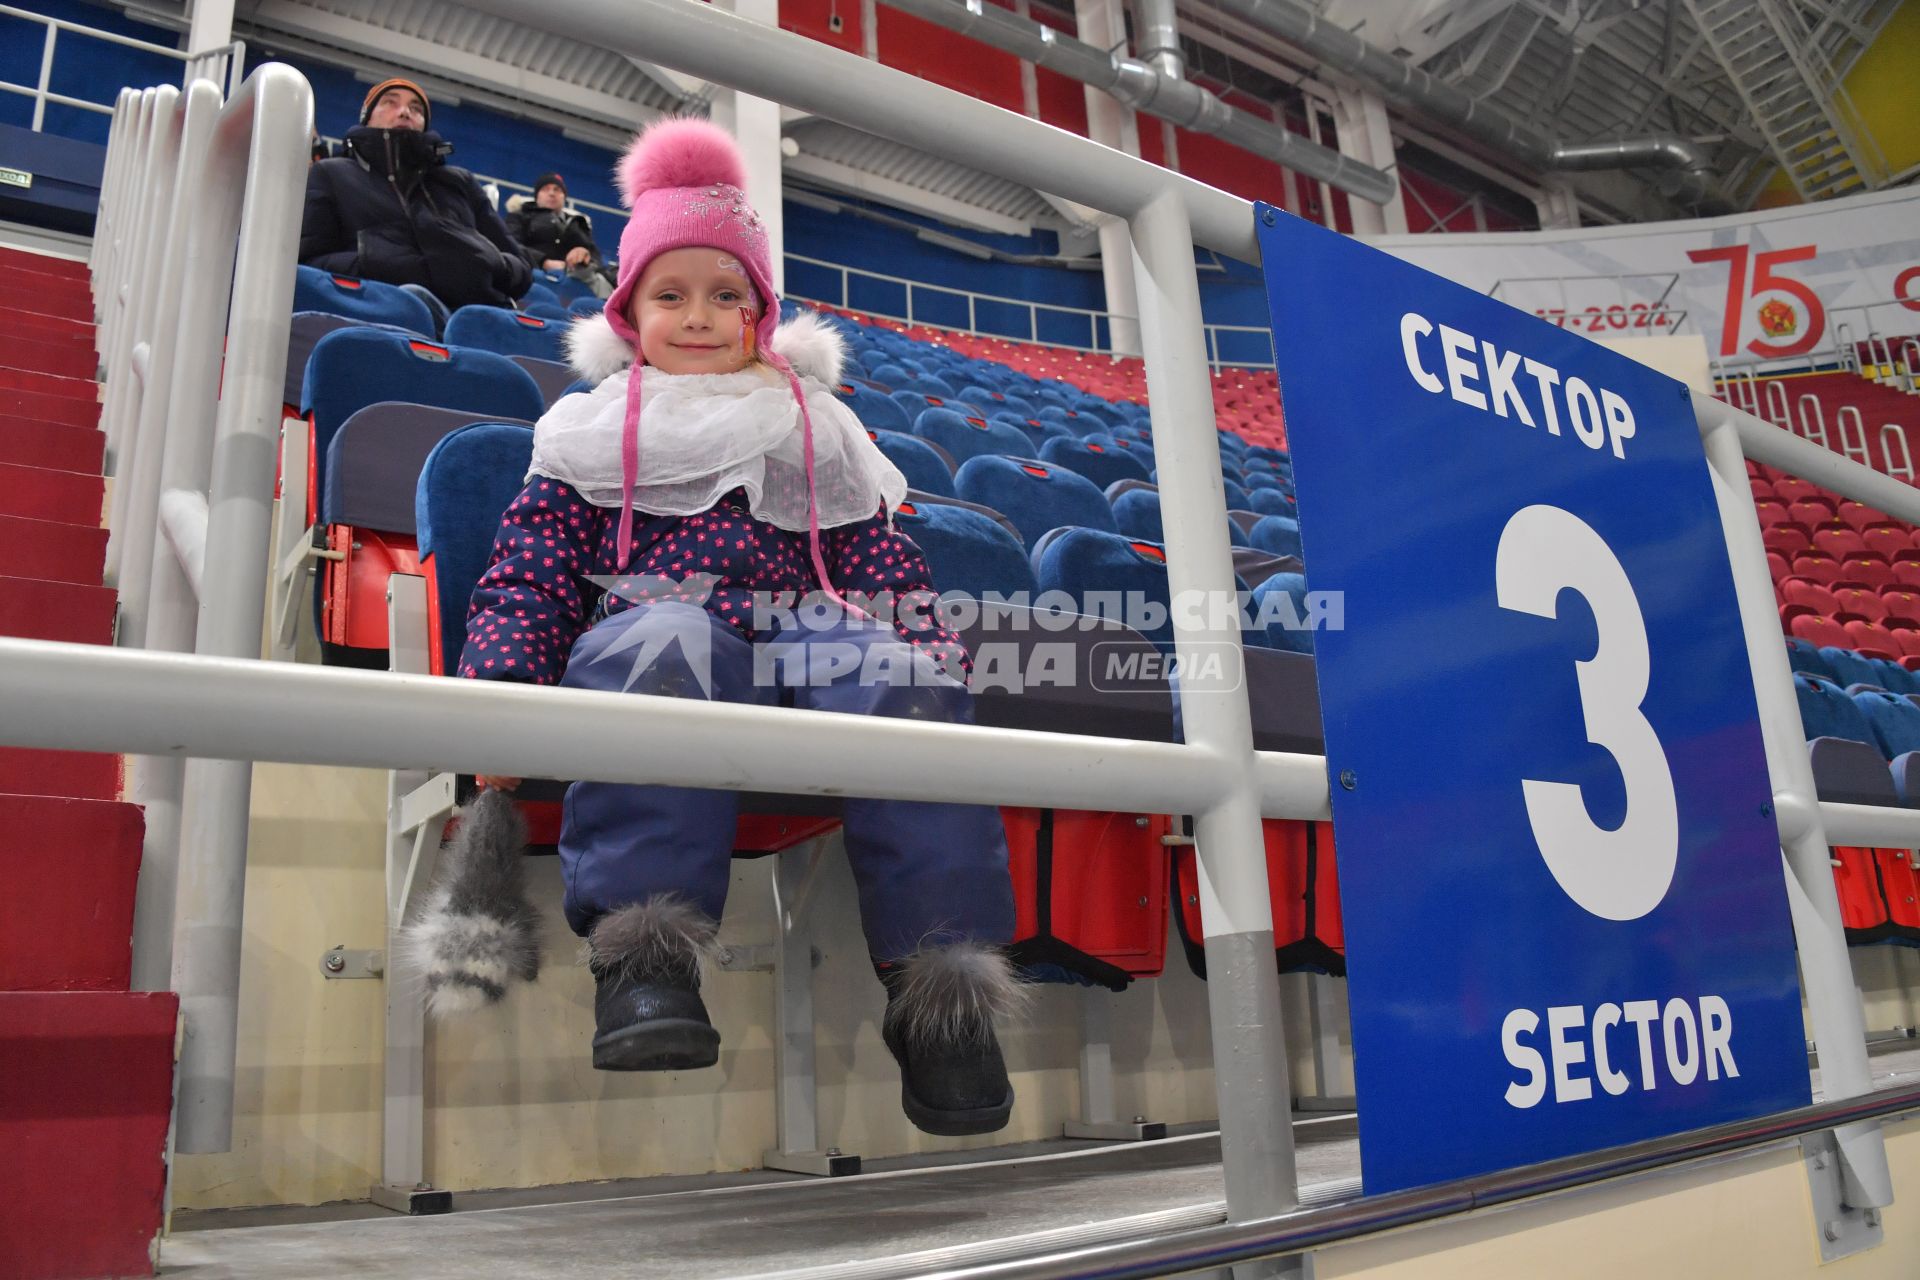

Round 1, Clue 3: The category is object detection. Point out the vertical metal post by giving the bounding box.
[116,84,220,648]
[1697,395,1891,1215]
[371,572,453,1214]
[101,85,178,532]
[763,844,859,1176]
[125,81,224,992]
[1065,987,1166,1140]
[98,89,158,404]
[91,90,136,313]
[31,25,56,132]
[169,64,312,1155]
[1128,190,1299,1259]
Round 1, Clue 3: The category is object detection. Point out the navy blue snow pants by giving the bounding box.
[556,601,1015,962]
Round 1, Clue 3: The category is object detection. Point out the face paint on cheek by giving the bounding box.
[739,308,756,360]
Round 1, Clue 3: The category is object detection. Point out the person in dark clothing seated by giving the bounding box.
[299,79,531,321]
[507,173,611,297]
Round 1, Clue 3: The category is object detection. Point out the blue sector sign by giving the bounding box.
[1255,204,1810,1195]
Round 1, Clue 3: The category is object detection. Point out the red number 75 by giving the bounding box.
[1687,243,1824,358]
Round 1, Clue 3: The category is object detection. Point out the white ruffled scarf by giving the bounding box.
[525,363,907,533]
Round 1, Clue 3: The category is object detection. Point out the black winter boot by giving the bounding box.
[879,941,1025,1136]
[587,896,722,1072]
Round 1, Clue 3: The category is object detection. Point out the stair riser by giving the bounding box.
[0,310,92,348]
[0,796,144,991]
[0,277,94,323]
[0,748,121,801]
[0,421,105,474]
[0,367,98,403]
[0,463,104,526]
[0,991,177,1280]
[0,576,117,645]
[0,338,95,381]
[0,388,99,429]
[0,517,108,586]
[0,247,89,281]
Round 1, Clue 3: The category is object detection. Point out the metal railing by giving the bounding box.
[785,251,1277,371]
[11,0,1915,1263]
[0,4,244,129]
[81,65,313,1155]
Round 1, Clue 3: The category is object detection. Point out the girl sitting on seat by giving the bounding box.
[430,118,1021,1137]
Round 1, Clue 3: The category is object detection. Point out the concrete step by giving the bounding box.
[0,794,144,992]
[0,991,177,1279]
[0,515,108,586]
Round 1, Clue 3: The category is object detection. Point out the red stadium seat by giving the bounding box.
[1837,501,1883,533]
[1750,478,1775,503]
[1832,846,1895,939]
[1789,614,1851,650]
[1831,587,1888,624]
[1764,526,1811,558]
[1893,628,1920,660]
[1882,588,1920,629]
[1895,561,1920,590]
[1865,526,1912,563]
[1788,498,1836,529]
[1844,620,1901,659]
[1814,527,1869,561]
[1781,578,1840,618]
[1767,551,1791,581]
[1753,500,1792,527]
[1841,557,1898,590]
[1772,476,1821,504]
[1793,553,1842,584]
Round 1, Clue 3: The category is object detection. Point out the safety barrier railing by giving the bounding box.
[0,4,244,130]
[12,0,1914,1263]
[78,65,312,1156]
[786,250,1275,370]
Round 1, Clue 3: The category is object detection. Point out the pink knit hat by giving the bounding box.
[602,118,862,617]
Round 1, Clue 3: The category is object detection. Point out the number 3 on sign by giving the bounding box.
[1496,505,1680,921]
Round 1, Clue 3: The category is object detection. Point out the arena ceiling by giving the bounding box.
[118,0,1907,236]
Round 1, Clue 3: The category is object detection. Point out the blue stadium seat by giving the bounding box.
[868,429,957,498]
[569,297,606,318]
[301,328,546,526]
[1785,637,1839,682]
[891,498,1037,599]
[1249,515,1303,559]
[1038,434,1151,490]
[1851,689,1920,759]
[522,281,565,310]
[1011,417,1077,451]
[954,455,1115,547]
[416,423,540,677]
[444,307,571,362]
[909,375,959,399]
[291,265,435,335]
[1222,479,1250,511]
[835,382,913,433]
[1033,528,1264,654]
[914,407,1035,467]
[1794,673,1879,747]
[1822,646,1888,691]
[1253,572,1314,654]
[1248,488,1295,516]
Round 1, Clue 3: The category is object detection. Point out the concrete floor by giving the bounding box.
[162,1117,1360,1279]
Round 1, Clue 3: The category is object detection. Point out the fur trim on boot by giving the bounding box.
[399,789,541,1017]
[587,895,724,1071]
[882,940,1028,1049]
[881,941,1024,1136]
[587,894,721,983]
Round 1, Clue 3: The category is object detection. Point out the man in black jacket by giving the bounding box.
[506,173,602,273]
[299,79,531,316]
